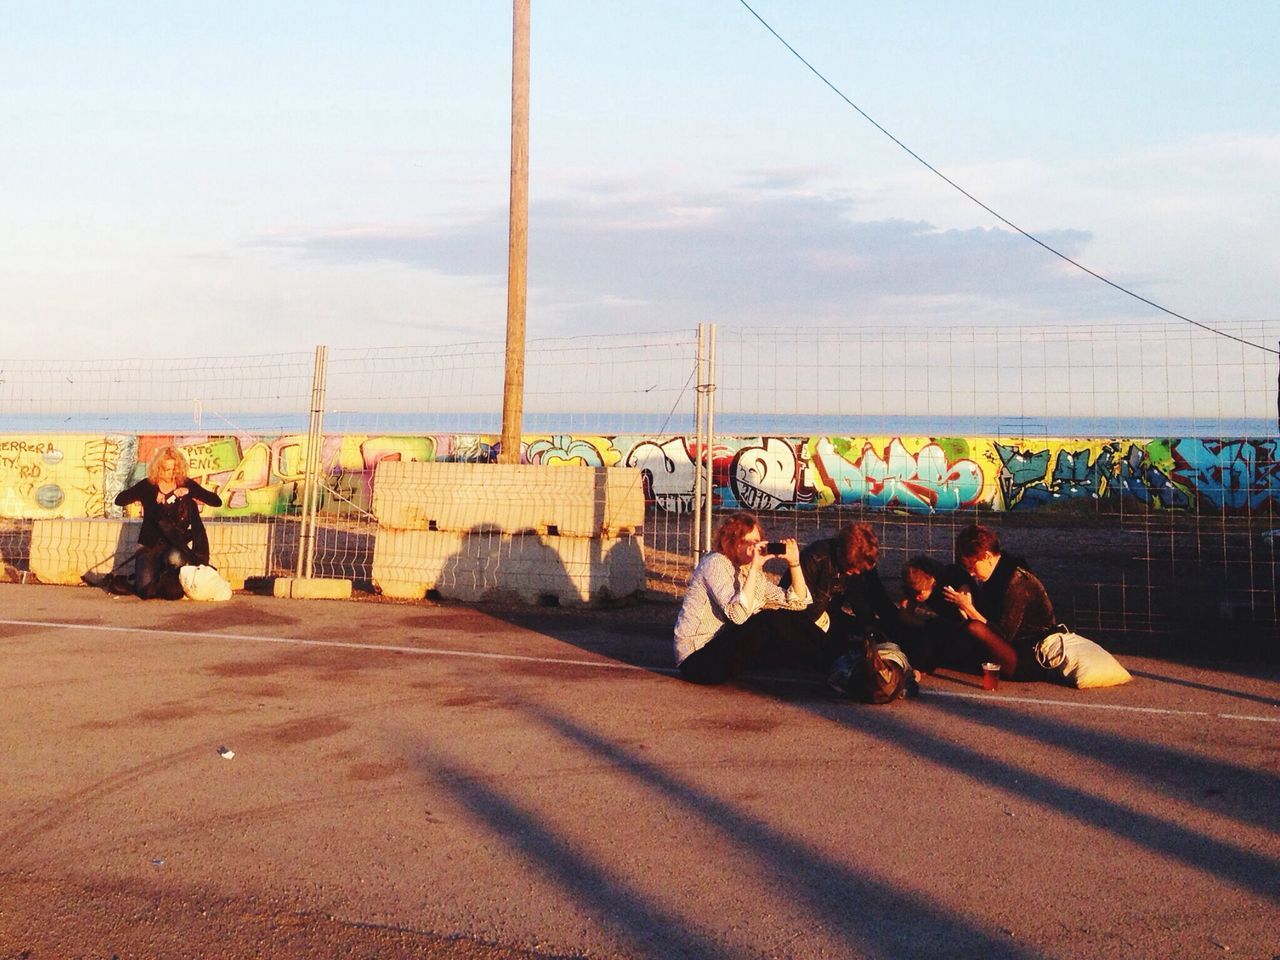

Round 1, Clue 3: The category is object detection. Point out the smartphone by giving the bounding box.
[763,541,787,556]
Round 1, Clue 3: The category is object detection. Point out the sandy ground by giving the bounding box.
[2,583,1278,959]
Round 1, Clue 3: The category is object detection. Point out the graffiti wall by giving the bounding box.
[0,433,1276,520]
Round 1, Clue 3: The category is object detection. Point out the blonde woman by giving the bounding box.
[674,511,811,684]
[114,446,222,599]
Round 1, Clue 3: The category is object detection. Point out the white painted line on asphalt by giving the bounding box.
[0,617,670,674]
[4,618,1277,724]
[921,688,1280,724]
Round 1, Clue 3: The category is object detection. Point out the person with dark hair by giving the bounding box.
[943,523,1057,680]
[897,554,971,674]
[673,511,811,684]
[114,446,222,600]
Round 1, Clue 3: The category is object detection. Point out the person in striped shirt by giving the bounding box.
[674,511,812,684]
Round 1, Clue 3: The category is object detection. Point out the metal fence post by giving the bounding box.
[296,345,329,579]
[703,322,716,555]
[692,323,705,566]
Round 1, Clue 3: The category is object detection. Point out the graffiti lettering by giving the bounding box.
[626,437,698,514]
[731,438,802,512]
[3,431,1277,520]
[1170,438,1280,512]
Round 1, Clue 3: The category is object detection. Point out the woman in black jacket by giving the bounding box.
[114,446,222,599]
[943,524,1057,680]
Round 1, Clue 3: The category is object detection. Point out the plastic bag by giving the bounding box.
[1036,627,1132,688]
[179,564,232,602]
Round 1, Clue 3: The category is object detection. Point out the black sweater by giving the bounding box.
[114,478,222,563]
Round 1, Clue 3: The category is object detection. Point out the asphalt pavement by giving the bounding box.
[1,583,1277,960]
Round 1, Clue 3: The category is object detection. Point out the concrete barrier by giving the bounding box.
[371,461,645,538]
[372,528,645,604]
[371,462,647,605]
[29,518,272,589]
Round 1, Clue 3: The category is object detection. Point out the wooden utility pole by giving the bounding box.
[499,0,530,464]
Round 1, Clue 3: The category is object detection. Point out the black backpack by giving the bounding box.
[827,634,914,704]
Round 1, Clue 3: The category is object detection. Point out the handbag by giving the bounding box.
[1036,626,1132,688]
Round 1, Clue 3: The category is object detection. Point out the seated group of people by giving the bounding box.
[673,512,1058,690]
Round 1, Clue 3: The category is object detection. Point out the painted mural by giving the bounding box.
[1,432,1276,520]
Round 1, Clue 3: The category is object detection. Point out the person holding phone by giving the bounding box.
[674,511,811,684]
[942,523,1056,680]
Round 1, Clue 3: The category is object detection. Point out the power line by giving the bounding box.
[736,0,1278,356]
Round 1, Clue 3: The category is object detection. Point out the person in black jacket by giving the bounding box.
[943,524,1057,680]
[782,521,902,667]
[114,446,222,599]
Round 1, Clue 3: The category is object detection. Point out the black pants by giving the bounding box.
[134,545,185,600]
[896,617,973,674]
[678,609,850,685]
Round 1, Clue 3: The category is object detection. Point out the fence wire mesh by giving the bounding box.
[711,320,1279,658]
[308,331,701,589]
[1,320,1277,658]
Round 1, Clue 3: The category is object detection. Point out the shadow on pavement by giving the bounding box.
[421,699,1041,960]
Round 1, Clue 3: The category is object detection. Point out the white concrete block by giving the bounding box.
[372,527,645,606]
[371,462,646,538]
[30,518,271,590]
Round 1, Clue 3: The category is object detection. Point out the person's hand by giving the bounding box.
[174,486,189,499]
[942,585,976,619]
[781,538,801,567]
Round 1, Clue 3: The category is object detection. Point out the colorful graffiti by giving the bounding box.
[0,435,134,519]
[1,432,1277,520]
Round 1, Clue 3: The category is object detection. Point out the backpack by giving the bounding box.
[827,636,915,704]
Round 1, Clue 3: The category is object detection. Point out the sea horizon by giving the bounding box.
[0,411,1275,439]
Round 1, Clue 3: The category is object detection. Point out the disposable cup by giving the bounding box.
[981,662,1000,691]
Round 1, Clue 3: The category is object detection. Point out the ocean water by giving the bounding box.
[0,411,1274,438]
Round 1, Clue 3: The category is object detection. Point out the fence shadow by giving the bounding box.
[421,595,1280,914]
[1126,667,1280,710]
[418,700,1042,960]
[0,520,33,579]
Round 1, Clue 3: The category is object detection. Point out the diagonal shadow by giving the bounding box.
[797,698,1280,903]
[920,691,1280,835]
[503,701,1043,960]
[422,757,749,960]
[1126,668,1280,710]
[421,603,1280,907]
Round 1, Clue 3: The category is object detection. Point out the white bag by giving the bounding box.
[1036,627,1132,688]
[179,564,233,602]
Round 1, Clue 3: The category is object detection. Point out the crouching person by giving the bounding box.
[943,524,1056,681]
[803,522,917,702]
[674,512,811,685]
[114,446,222,600]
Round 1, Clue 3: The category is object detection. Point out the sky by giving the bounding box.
[2,1,1278,362]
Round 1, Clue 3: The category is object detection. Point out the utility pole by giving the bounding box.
[499,0,530,464]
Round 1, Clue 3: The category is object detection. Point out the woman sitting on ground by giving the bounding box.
[942,523,1056,680]
[114,446,222,600]
[673,511,811,685]
[897,554,971,674]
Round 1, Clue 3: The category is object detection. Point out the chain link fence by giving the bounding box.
[2,320,1277,657]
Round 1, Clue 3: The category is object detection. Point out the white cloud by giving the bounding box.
[266,181,1121,336]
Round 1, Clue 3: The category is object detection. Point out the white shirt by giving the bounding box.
[673,551,811,665]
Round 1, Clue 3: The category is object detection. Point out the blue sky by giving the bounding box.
[2,1,1277,359]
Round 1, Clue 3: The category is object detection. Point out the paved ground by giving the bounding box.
[1,583,1277,960]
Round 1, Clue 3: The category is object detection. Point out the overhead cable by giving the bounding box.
[736,0,1277,356]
